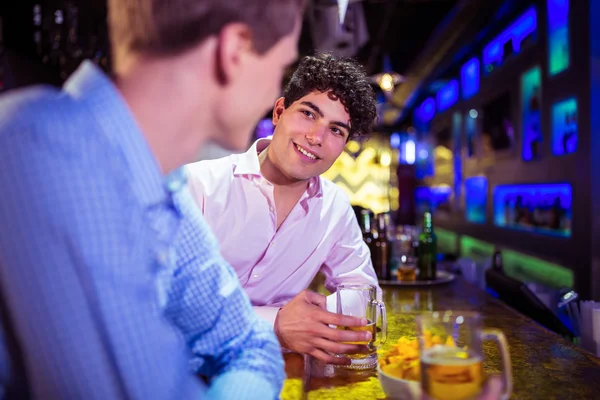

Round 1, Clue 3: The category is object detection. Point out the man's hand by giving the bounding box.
[274,290,371,364]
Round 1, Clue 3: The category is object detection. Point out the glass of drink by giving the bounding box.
[336,283,387,369]
[416,311,512,400]
[397,255,418,282]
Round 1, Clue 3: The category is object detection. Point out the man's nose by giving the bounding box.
[306,125,325,145]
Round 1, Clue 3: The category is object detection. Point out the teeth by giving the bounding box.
[296,144,317,160]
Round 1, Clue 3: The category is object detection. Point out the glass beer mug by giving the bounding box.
[335,284,387,369]
[416,311,512,400]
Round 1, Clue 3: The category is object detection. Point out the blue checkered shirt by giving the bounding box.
[0,61,283,399]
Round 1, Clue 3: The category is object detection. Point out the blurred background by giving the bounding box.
[0,0,599,308]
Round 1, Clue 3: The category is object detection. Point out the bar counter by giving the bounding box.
[281,276,600,399]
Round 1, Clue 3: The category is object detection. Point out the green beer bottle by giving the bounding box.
[417,212,437,280]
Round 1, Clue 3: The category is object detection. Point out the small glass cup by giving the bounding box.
[416,311,512,400]
[335,283,387,369]
[397,255,418,282]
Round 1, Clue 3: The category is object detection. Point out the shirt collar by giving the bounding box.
[234,138,323,199]
[233,138,269,177]
[63,61,167,208]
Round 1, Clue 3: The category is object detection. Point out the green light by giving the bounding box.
[547,0,570,76]
[501,249,573,289]
[521,66,542,161]
[460,236,495,262]
[549,27,569,75]
[436,228,458,254]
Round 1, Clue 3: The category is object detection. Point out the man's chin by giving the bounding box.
[212,132,253,153]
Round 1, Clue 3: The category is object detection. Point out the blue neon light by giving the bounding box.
[453,112,462,211]
[483,7,537,69]
[465,176,488,224]
[461,58,480,99]
[436,80,459,112]
[416,97,436,122]
[415,186,453,216]
[255,118,274,139]
[390,132,401,149]
[551,97,578,155]
[493,183,572,237]
[401,137,416,165]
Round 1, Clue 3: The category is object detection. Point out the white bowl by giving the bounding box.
[378,365,422,400]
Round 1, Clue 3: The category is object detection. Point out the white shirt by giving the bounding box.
[185,138,379,323]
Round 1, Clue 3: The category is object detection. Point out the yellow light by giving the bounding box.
[380,151,391,167]
[390,187,399,198]
[346,140,361,153]
[322,135,392,214]
[379,73,394,91]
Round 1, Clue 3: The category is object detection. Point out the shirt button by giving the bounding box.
[269,242,274,247]
[253,274,260,278]
[269,206,274,212]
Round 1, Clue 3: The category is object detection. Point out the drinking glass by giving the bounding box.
[397,255,418,282]
[335,283,387,369]
[416,311,512,400]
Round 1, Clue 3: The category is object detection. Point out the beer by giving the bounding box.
[398,263,417,281]
[421,346,484,400]
[337,320,376,345]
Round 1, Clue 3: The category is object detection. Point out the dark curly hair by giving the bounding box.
[283,53,377,139]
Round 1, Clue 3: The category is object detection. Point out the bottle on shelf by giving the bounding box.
[417,212,437,281]
[360,209,375,247]
[492,250,503,271]
[528,86,542,159]
[372,212,391,281]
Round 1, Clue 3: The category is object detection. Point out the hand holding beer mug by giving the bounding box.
[416,311,512,400]
[336,284,387,369]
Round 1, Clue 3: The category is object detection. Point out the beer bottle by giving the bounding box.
[360,209,375,245]
[492,250,503,271]
[372,213,391,280]
[417,212,437,280]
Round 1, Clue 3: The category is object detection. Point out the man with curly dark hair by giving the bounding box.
[183,53,381,364]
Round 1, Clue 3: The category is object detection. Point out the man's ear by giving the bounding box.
[272,97,287,125]
[214,23,253,85]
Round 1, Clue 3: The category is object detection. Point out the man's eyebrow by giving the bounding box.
[300,101,351,133]
[300,101,324,118]
[331,121,351,133]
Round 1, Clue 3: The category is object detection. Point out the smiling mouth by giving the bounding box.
[294,143,319,160]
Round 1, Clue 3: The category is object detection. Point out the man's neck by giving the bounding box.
[258,146,310,230]
[258,147,309,195]
[114,53,216,175]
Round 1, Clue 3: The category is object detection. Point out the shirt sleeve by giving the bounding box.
[252,306,281,326]
[0,123,205,399]
[320,198,381,299]
[165,188,285,400]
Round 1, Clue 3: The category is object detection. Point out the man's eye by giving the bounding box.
[301,110,315,119]
[331,127,346,137]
